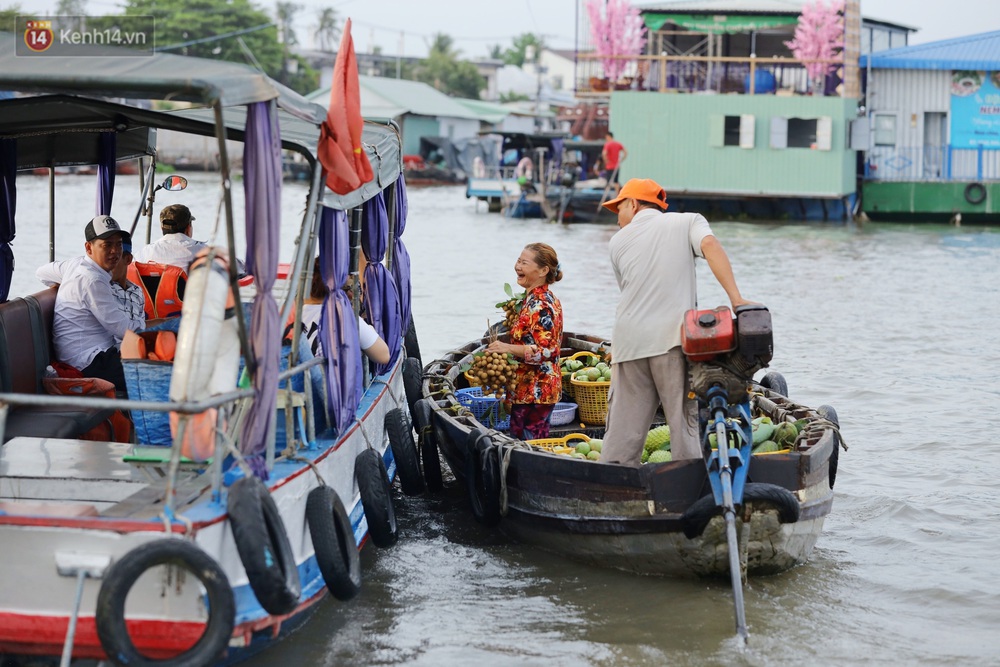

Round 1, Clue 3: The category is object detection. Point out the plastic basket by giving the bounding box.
[122,359,174,445]
[560,351,602,400]
[550,401,577,426]
[527,432,589,456]
[464,369,481,387]
[570,377,610,425]
[456,386,510,430]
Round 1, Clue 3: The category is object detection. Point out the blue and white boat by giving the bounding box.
[0,30,425,665]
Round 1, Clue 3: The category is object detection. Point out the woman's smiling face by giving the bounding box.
[515,248,548,290]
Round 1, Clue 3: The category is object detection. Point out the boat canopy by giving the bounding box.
[0,32,320,122]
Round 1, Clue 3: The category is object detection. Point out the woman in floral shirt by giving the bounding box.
[487,243,564,439]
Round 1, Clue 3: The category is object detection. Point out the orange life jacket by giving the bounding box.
[127,261,188,319]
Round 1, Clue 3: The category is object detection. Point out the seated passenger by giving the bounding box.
[38,238,145,331]
[294,258,390,364]
[135,204,246,275]
[52,216,155,394]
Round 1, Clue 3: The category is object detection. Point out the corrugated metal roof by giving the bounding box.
[638,0,806,14]
[307,76,484,120]
[454,98,509,124]
[860,30,1000,70]
[636,0,915,29]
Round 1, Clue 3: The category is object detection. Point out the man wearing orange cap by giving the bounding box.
[599,178,756,466]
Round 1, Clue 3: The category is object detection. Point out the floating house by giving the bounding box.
[859,30,1000,221]
[572,0,912,220]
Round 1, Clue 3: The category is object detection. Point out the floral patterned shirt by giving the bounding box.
[509,284,563,405]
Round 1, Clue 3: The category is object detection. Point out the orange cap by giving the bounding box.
[601,178,669,213]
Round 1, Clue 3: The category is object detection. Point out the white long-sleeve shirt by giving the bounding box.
[52,256,146,370]
[37,257,145,332]
[134,233,245,274]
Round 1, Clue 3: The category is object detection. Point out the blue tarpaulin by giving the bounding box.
[0,137,14,302]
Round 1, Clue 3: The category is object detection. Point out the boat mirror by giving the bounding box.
[161,175,188,191]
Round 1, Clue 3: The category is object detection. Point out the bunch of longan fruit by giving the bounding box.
[469,350,518,397]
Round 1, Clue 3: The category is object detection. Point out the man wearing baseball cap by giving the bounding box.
[135,204,244,274]
[599,178,757,466]
[51,215,146,393]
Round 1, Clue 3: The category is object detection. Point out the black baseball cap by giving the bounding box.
[160,204,194,232]
[84,215,131,245]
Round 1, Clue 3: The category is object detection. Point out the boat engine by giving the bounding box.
[681,305,772,403]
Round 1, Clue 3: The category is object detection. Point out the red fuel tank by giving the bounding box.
[681,306,736,361]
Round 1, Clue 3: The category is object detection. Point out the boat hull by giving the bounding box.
[0,361,405,663]
[423,332,838,578]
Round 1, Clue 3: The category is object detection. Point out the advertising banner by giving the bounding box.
[950,70,1000,148]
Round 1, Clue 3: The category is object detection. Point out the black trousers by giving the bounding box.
[82,347,128,398]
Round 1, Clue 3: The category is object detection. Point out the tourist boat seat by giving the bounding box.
[127,261,187,319]
[0,288,114,442]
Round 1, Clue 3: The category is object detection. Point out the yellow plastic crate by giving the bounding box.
[570,377,610,425]
[527,432,590,456]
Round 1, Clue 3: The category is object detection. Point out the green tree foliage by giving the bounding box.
[413,33,484,99]
[0,5,21,32]
[503,32,546,67]
[121,0,316,94]
[314,7,340,51]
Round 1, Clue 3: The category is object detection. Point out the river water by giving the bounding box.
[9,176,1000,665]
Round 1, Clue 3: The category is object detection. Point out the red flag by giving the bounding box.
[318,18,374,195]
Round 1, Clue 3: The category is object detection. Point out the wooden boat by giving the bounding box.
[0,33,425,664]
[412,329,845,582]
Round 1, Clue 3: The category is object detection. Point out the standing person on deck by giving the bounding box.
[487,243,564,440]
[598,179,756,466]
[601,132,627,192]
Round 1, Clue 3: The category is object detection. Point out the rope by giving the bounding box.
[369,376,400,407]
[288,454,326,486]
[355,416,377,451]
[751,391,848,451]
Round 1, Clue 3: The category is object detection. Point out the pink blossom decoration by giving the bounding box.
[785,0,845,89]
[585,0,647,82]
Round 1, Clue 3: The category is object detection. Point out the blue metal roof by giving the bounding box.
[860,30,1000,70]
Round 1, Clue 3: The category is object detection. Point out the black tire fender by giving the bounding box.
[817,404,840,489]
[964,182,987,205]
[759,371,789,397]
[402,357,423,418]
[386,407,424,496]
[465,428,502,526]
[404,318,422,366]
[355,448,398,548]
[306,486,362,601]
[414,399,444,493]
[227,476,301,615]
[681,482,801,539]
[96,539,235,667]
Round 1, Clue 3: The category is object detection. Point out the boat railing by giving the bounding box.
[575,53,844,97]
[0,355,326,512]
[864,145,1000,182]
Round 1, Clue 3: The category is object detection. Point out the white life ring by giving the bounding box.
[169,249,239,461]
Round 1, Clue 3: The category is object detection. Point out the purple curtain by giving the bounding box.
[239,101,282,479]
[360,191,402,375]
[0,138,14,302]
[96,132,115,215]
[390,173,412,332]
[318,207,363,433]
